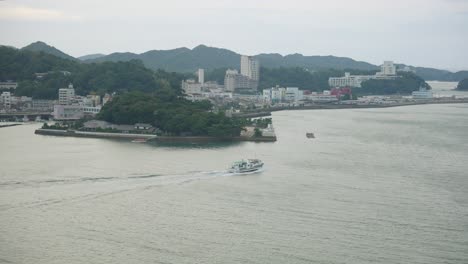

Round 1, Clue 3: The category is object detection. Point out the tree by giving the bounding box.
[254,128,262,137]
[97,92,246,137]
[357,72,429,95]
[456,79,468,91]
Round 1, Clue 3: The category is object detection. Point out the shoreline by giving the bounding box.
[34,129,277,143]
[233,99,468,118]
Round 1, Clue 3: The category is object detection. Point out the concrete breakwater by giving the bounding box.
[35,129,158,140]
[0,124,22,129]
[35,129,277,142]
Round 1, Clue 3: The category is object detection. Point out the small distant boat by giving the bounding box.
[131,138,147,143]
[306,132,315,138]
[229,159,263,173]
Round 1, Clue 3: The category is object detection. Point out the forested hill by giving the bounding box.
[0,46,189,99]
[21,41,77,61]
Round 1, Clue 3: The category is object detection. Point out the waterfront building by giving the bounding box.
[32,99,55,111]
[412,86,433,99]
[328,72,375,88]
[241,55,260,81]
[0,81,18,90]
[308,94,339,103]
[53,105,84,120]
[285,87,303,102]
[263,86,287,103]
[58,84,75,105]
[53,105,101,120]
[1,92,11,109]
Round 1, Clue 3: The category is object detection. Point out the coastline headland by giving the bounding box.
[34,129,277,143]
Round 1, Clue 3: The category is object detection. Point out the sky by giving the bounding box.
[0,0,467,71]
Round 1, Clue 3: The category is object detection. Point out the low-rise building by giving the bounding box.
[53,105,84,120]
[412,86,433,99]
[1,92,11,109]
[53,105,101,120]
[135,123,153,130]
[285,87,303,102]
[0,81,18,90]
[182,79,202,94]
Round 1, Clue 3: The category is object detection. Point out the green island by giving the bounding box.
[97,91,246,137]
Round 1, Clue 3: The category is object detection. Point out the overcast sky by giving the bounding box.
[1,0,467,71]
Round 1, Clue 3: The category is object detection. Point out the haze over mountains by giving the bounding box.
[19,41,468,82]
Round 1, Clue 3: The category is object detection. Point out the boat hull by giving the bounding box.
[229,166,263,173]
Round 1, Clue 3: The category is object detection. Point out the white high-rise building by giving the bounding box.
[224,69,239,92]
[58,84,75,105]
[197,69,204,84]
[379,61,396,76]
[240,55,260,81]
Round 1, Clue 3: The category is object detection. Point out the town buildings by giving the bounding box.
[182,68,224,95]
[328,61,398,88]
[53,84,103,120]
[224,55,260,93]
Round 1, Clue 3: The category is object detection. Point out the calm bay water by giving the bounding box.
[1,95,468,263]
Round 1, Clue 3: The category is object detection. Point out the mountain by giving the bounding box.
[0,45,187,99]
[17,41,468,81]
[77,53,106,61]
[396,64,468,81]
[255,53,377,71]
[85,44,377,73]
[86,45,241,72]
[21,41,76,61]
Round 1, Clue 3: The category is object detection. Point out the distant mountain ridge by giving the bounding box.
[15,41,468,81]
[77,53,106,61]
[84,44,378,72]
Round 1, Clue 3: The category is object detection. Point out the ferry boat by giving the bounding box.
[229,159,264,173]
